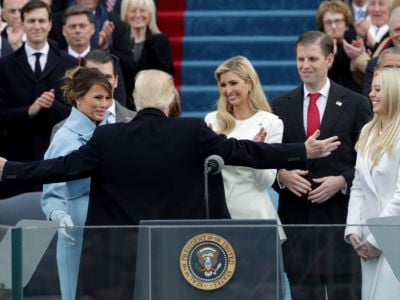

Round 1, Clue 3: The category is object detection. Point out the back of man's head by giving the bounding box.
[377,47,400,68]
[83,49,117,76]
[134,70,176,113]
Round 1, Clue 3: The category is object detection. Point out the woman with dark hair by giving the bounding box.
[41,66,113,300]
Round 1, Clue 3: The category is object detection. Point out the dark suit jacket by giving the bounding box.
[49,5,131,56]
[125,31,175,109]
[51,0,70,12]
[100,0,122,14]
[363,56,378,97]
[49,5,132,106]
[1,36,13,57]
[328,27,362,93]
[363,41,395,97]
[4,108,307,225]
[3,108,309,298]
[271,81,372,225]
[0,43,77,162]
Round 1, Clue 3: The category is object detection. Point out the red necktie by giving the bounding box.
[307,92,321,137]
[77,55,82,65]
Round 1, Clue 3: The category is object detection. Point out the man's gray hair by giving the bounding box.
[133,70,176,112]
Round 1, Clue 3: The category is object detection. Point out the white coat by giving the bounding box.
[345,136,400,300]
[205,110,286,241]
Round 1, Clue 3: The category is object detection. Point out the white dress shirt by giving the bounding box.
[25,43,49,72]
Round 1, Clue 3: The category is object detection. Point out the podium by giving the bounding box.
[368,216,400,281]
[134,219,284,300]
[0,220,57,298]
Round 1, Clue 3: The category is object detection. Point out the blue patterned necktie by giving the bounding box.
[356,9,366,20]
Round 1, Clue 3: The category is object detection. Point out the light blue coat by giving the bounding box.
[41,107,107,300]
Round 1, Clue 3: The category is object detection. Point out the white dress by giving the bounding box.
[205,110,286,241]
[345,136,400,300]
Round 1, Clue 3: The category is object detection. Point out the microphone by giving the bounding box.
[203,155,224,219]
[204,155,224,175]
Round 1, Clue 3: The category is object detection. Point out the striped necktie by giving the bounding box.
[105,0,116,12]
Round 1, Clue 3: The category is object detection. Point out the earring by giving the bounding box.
[77,101,80,106]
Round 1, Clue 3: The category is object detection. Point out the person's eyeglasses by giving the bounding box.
[323,18,345,27]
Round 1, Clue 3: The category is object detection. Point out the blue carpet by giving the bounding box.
[181,1,319,116]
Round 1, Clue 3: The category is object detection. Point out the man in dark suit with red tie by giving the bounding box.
[271,31,372,300]
[0,0,77,197]
[61,5,127,105]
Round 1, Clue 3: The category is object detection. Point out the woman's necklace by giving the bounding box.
[379,121,383,135]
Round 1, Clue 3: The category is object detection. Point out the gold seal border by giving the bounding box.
[179,233,236,291]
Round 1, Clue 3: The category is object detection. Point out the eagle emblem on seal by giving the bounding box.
[196,247,222,277]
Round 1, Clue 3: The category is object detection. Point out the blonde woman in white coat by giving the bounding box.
[205,56,286,241]
[345,67,400,299]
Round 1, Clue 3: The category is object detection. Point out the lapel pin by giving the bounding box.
[336,101,343,107]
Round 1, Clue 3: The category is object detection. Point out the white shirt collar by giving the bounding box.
[369,24,389,43]
[352,2,368,12]
[352,3,368,20]
[107,100,116,124]
[25,42,49,57]
[68,46,91,58]
[303,79,330,100]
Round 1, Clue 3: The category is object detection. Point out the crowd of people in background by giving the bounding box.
[1,0,400,299]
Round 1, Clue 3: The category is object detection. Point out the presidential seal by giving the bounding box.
[179,233,236,291]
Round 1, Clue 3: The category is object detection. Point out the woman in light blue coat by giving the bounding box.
[41,67,113,300]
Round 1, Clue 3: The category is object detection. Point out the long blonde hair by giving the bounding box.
[356,68,400,164]
[214,56,271,135]
[120,0,161,34]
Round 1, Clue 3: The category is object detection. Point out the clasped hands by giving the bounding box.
[50,210,76,244]
[349,234,381,261]
[278,169,345,203]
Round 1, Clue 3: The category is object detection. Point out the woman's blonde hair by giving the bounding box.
[356,67,400,164]
[214,56,271,135]
[120,0,161,34]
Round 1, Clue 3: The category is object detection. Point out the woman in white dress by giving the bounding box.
[205,55,286,241]
[345,67,400,299]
